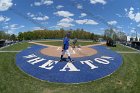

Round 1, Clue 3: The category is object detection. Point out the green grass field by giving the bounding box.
[110,44,136,52]
[0,42,140,93]
[36,41,97,46]
[0,42,33,51]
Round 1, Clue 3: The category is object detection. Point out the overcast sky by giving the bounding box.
[0,0,140,36]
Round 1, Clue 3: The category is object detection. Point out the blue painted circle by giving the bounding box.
[16,45,123,84]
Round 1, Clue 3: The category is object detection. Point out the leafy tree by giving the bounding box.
[0,31,10,40]
[10,34,17,41]
[104,29,127,41]
[17,28,104,41]
[18,32,24,41]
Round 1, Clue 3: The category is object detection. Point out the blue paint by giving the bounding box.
[16,45,123,84]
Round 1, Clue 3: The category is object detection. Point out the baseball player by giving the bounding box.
[59,32,73,62]
[72,38,77,48]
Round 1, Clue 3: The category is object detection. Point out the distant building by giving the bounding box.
[127,36,131,41]
[127,36,140,42]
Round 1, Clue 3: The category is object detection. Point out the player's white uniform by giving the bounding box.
[61,50,70,56]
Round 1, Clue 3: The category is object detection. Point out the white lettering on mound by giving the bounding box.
[23,54,37,58]
[101,56,114,60]
[80,60,98,69]
[39,60,58,70]
[27,57,46,65]
[60,62,80,71]
[94,56,114,64]
[23,54,115,71]
[23,54,46,65]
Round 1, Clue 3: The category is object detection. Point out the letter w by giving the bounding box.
[23,54,46,65]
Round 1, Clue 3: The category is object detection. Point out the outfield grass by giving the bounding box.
[0,42,33,51]
[36,41,97,46]
[0,42,140,93]
[110,44,136,52]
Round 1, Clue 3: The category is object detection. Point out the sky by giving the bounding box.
[0,0,140,37]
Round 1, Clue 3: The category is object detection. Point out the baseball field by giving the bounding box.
[0,41,140,93]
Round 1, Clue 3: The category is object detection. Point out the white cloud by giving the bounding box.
[130,29,135,33]
[10,24,24,30]
[3,25,8,29]
[77,4,83,9]
[43,0,53,5]
[34,0,53,6]
[90,0,107,5]
[76,19,98,25]
[34,2,42,6]
[27,13,49,21]
[3,24,24,30]
[79,13,87,18]
[3,24,24,34]
[137,24,140,27]
[27,12,35,17]
[0,15,10,22]
[126,7,140,23]
[49,25,63,29]
[33,16,49,21]
[124,8,127,12]
[128,9,135,20]
[56,5,64,9]
[54,11,74,17]
[0,0,13,11]
[60,18,74,23]
[57,17,74,28]
[57,22,74,28]
[135,13,140,22]
[107,20,117,25]
[116,14,122,17]
[32,27,44,30]
[130,7,134,11]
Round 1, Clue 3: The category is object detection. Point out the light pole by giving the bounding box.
[135,28,138,41]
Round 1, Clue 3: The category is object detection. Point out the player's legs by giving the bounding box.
[60,50,66,61]
[62,50,65,55]
[66,50,73,62]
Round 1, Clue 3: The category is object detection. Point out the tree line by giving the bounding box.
[104,29,127,42]
[0,31,17,41]
[0,28,129,42]
[17,28,103,41]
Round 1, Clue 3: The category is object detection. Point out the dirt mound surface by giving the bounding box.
[40,46,97,58]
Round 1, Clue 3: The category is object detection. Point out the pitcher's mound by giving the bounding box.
[40,46,97,58]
